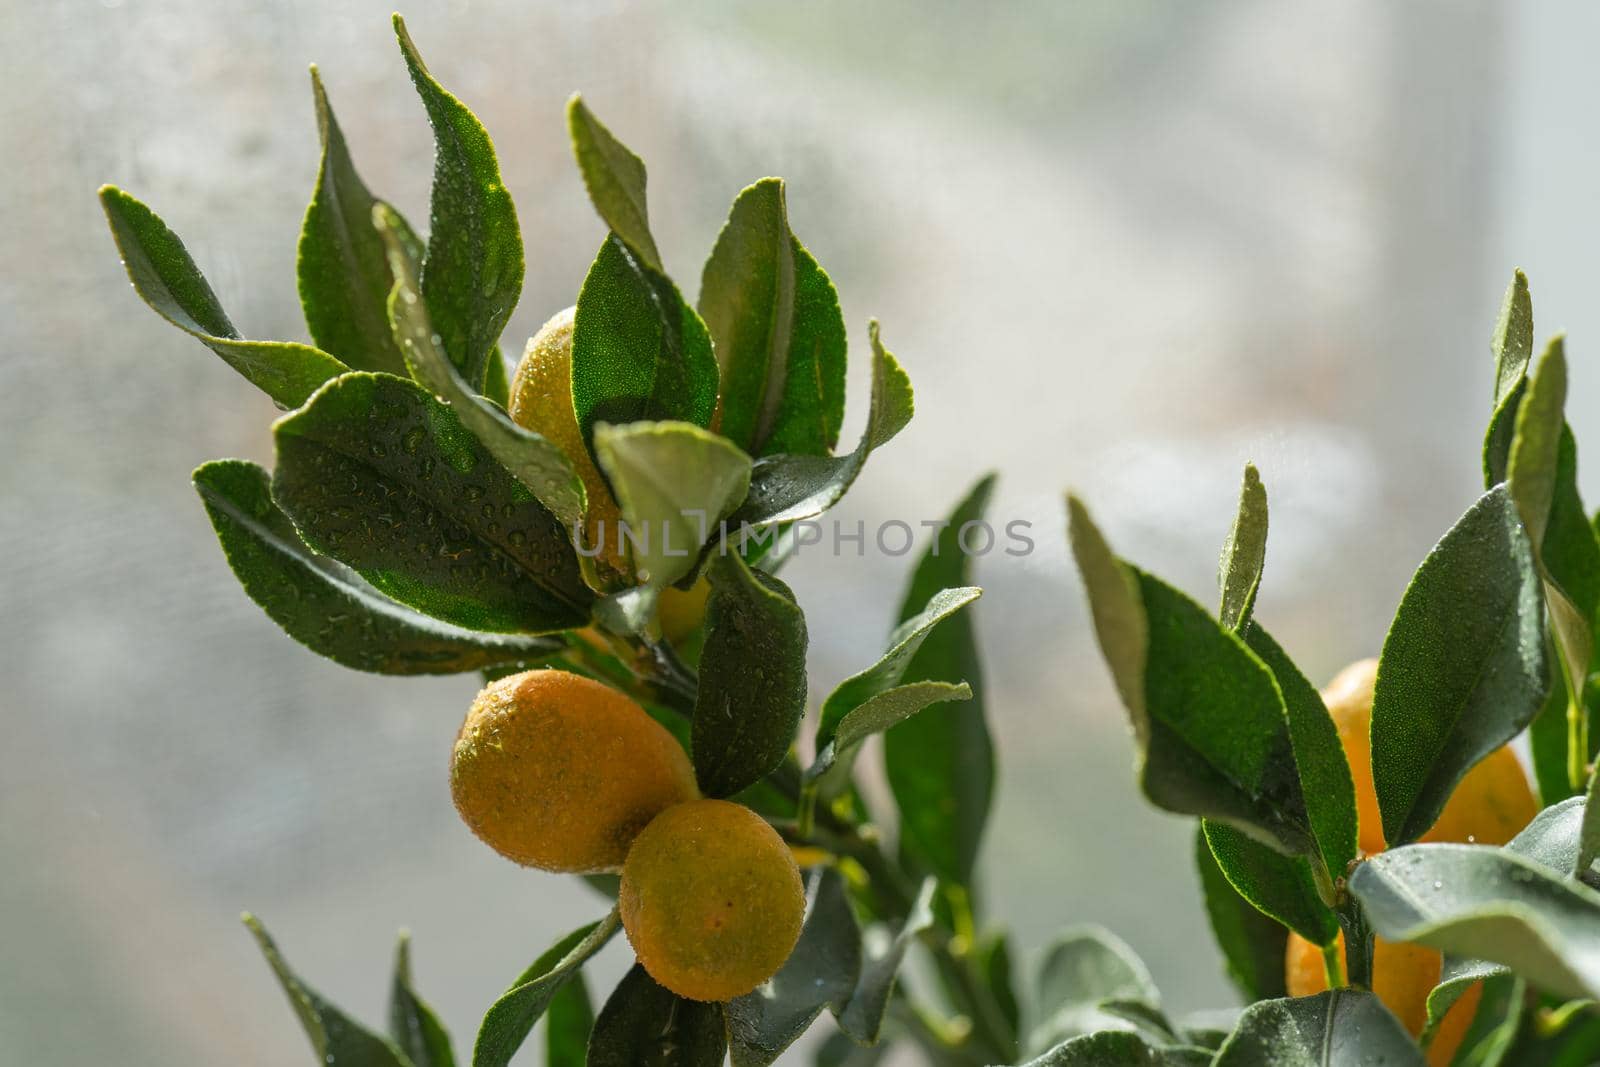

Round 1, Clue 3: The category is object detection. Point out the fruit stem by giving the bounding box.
[1567,689,1588,795]
[1335,897,1374,990]
[1320,939,1345,990]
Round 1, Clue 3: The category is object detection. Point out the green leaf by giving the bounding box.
[729,322,913,528]
[1211,990,1424,1067]
[243,914,410,1067]
[1350,843,1600,1001]
[1423,957,1504,1046]
[394,14,522,390]
[390,933,454,1067]
[1508,336,1568,550]
[1202,822,1337,947]
[472,911,618,1067]
[884,476,996,887]
[1218,464,1268,631]
[1530,683,1576,807]
[194,460,560,673]
[819,586,982,746]
[99,185,349,408]
[975,930,1022,1038]
[298,67,421,376]
[593,419,752,593]
[1026,925,1160,1056]
[1068,496,1313,856]
[691,550,808,798]
[814,1033,889,1067]
[1372,485,1551,845]
[1508,794,1589,872]
[572,237,720,445]
[1580,773,1600,880]
[271,373,591,634]
[1019,1031,1212,1067]
[726,868,862,1067]
[699,178,848,457]
[1493,269,1533,408]
[837,878,936,1044]
[1243,623,1358,883]
[566,95,662,272]
[375,207,589,547]
[587,965,726,1067]
[1195,825,1288,1002]
[806,681,972,797]
[543,974,592,1067]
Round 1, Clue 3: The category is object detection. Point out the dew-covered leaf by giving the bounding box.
[473,912,618,1067]
[587,965,726,1067]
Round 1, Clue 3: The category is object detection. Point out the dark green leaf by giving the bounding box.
[100,185,348,408]
[1218,464,1267,631]
[1372,485,1550,845]
[699,178,848,457]
[837,878,935,1044]
[483,346,510,409]
[298,67,420,376]
[572,236,719,445]
[473,911,618,1067]
[586,965,726,1067]
[271,373,591,634]
[884,476,995,887]
[975,930,1022,1038]
[819,586,982,746]
[1202,822,1336,946]
[1020,1031,1212,1067]
[691,550,808,797]
[375,205,588,546]
[1244,623,1357,883]
[390,933,454,1067]
[593,420,752,594]
[1069,495,1312,856]
[566,95,661,271]
[1493,269,1533,409]
[1508,337,1568,549]
[544,975,593,1067]
[1350,843,1600,1001]
[194,460,560,673]
[1531,682,1576,808]
[243,914,410,1067]
[1195,825,1288,1003]
[1099,1001,1180,1045]
[1026,925,1160,1056]
[726,868,862,1067]
[1212,990,1424,1067]
[729,322,913,529]
[394,14,522,390]
[814,1033,888,1067]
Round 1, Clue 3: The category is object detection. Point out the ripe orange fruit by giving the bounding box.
[450,669,697,872]
[509,306,630,583]
[1283,659,1538,1063]
[619,798,805,1001]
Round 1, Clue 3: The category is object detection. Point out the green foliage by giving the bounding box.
[100,186,349,408]
[1202,822,1336,947]
[837,878,937,1044]
[1370,485,1550,845]
[1194,826,1288,1003]
[700,178,849,457]
[472,913,617,1067]
[1217,464,1267,632]
[394,14,522,390]
[588,965,727,1066]
[390,934,455,1067]
[1211,990,1424,1066]
[691,551,808,797]
[1026,925,1160,1055]
[298,67,421,377]
[884,476,996,890]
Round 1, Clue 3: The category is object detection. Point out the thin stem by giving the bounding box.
[1321,940,1346,990]
[1336,897,1374,991]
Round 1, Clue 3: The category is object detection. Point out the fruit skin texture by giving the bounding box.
[1286,932,1481,1066]
[509,306,630,583]
[1282,658,1537,1063]
[620,798,805,1002]
[451,669,697,873]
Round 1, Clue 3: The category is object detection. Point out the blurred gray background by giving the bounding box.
[5,1,1600,1063]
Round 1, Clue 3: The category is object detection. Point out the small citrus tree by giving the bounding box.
[101,13,1600,1067]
